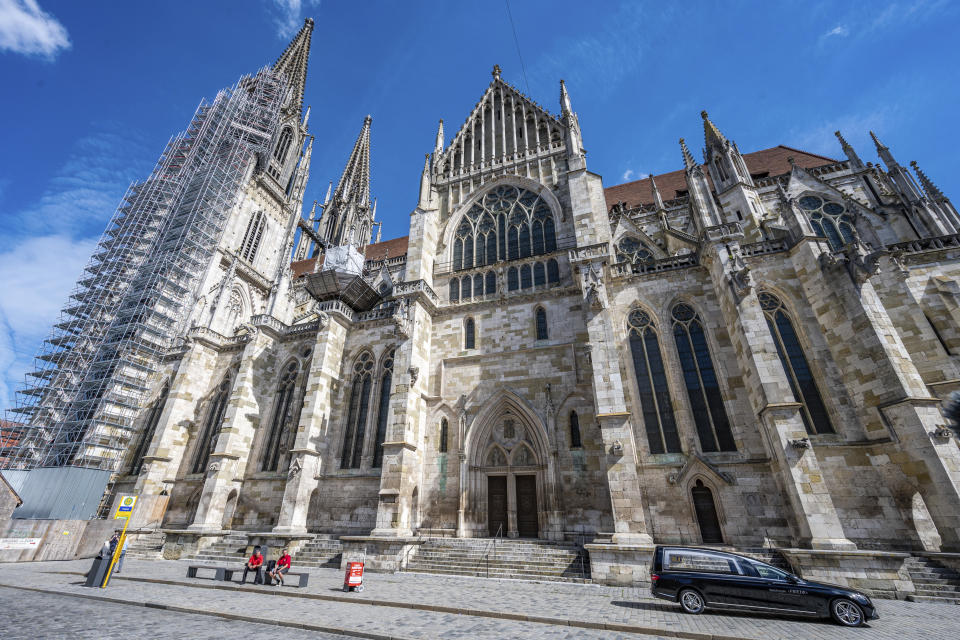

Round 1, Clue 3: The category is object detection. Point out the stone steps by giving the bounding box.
[188,533,343,569]
[403,539,590,583]
[905,556,960,605]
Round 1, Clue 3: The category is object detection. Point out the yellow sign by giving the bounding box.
[103,494,138,588]
[115,494,138,518]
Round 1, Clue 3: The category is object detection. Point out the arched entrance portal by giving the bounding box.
[462,392,562,540]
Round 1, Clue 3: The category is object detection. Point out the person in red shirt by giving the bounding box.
[240,546,264,585]
[269,548,292,586]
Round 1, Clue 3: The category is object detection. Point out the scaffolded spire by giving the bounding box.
[273,18,314,115]
[701,110,728,149]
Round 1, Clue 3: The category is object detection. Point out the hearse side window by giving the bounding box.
[750,562,789,581]
[663,549,736,574]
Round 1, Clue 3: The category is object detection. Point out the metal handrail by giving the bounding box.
[484,523,504,578]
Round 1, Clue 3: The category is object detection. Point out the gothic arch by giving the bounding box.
[439,175,564,256]
[460,388,562,540]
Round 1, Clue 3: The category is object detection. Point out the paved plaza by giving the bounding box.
[1,558,958,639]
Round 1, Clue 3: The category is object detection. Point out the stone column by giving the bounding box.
[799,241,960,550]
[135,339,219,500]
[700,230,854,550]
[371,296,432,537]
[274,313,347,533]
[188,329,268,531]
[574,257,654,545]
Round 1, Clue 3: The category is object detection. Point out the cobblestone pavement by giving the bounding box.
[2,558,959,639]
[0,586,352,639]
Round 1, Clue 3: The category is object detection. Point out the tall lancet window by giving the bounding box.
[439,417,449,453]
[239,211,266,263]
[340,352,374,469]
[260,360,302,472]
[759,292,834,434]
[192,377,233,474]
[130,382,170,475]
[372,349,395,468]
[671,304,736,452]
[627,309,681,454]
[274,127,294,163]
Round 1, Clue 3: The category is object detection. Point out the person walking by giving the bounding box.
[240,546,264,585]
[114,536,129,573]
[269,548,292,586]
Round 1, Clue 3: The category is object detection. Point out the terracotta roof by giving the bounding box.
[603,145,838,210]
[289,236,410,277]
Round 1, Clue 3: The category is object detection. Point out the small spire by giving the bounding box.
[372,197,378,220]
[560,79,572,115]
[435,119,445,154]
[302,105,311,128]
[679,138,697,170]
[419,153,433,209]
[911,160,945,199]
[308,200,318,221]
[834,130,863,169]
[323,180,332,204]
[869,131,888,151]
[650,174,665,211]
[492,64,502,79]
[870,130,898,169]
[701,110,728,148]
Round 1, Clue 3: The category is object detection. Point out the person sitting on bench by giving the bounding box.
[240,546,264,585]
[269,548,292,586]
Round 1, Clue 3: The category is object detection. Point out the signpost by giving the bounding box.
[102,494,137,588]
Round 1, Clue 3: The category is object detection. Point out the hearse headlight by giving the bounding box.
[850,593,871,604]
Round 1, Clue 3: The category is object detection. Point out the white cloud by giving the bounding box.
[268,0,322,38]
[0,235,96,411]
[621,169,649,182]
[0,0,70,60]
[822,25,849,39]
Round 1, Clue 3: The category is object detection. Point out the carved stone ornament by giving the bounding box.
[207,461,221,473]
[611,440,623,454]
[727,245,753,300]
[789,437,810,449]
[316,310,330,330]
[582,264,607,310]
[933,426,955,441]
[288,456,303,479]
[408,366,419,386]
[393,297,411,339]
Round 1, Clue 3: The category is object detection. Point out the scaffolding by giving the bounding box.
[3,68,288,515]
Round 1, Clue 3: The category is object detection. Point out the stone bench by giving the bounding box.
[272,570,309,588]
[186,564,239,582]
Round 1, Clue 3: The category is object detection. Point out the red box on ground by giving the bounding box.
[343,561,364,592]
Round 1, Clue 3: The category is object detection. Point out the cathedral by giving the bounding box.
[8,19,960,593]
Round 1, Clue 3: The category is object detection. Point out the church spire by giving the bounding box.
[319,115,374,249]
[272,18,314,115]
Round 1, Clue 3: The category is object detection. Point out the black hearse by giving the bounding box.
[650,546,878,627]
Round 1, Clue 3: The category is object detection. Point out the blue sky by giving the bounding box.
[1,0,959,410]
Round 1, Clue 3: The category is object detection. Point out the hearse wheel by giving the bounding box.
[678,588,705,614]
[830,598,864,627]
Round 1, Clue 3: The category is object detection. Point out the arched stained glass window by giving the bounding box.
[627,309,681,454]
[462,275,472,300]
[451,185,558,271]
[616,237,655,268]
[799,195,856,251]
[439,417,448,453]
[569,411,582,448]
[340,352,374,469]
[520,264,532,289]
[507,266,519,291]
[192,377,233,474]
[274,127,293,163]
[372,349,394,467]
[535,307,548,340]
[130,383,169,475]
[671,304,736,453]
[485,271,496,295]
[534,262,546,286]
[474,273,484,297]
[547,259,560,284]
[464,318,476,349]
[758,292,834,434]
[449,278,459,303]
[261,360,303,472]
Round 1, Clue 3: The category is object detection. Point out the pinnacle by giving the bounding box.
[679,138,696,169]
[701,110,728,148]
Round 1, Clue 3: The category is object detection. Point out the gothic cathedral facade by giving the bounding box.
[99,21,960,584]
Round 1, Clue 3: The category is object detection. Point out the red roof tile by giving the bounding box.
[603,145,838,210]
[289,236,410,277]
